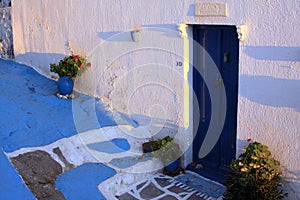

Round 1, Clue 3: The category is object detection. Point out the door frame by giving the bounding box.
[189,24,239,183]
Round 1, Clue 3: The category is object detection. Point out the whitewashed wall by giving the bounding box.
[12,0,300,198]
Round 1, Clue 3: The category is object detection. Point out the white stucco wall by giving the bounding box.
[12,0,300,198]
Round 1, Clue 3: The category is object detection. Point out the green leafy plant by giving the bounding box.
[223,141,287,200]
[151,136,181,164]
[50,54,91,78]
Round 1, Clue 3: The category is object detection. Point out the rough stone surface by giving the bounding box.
[0,0,13,58]
[118,174,206,200]
[0,0,11,7]
[155,177,172,187]
[11,150,65,200]
[140,182,164,199]
[116,193,139,200]
[160,195,178,200]
[53,147,75,172]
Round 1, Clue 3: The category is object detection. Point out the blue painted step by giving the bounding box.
[87,138,130,154]
[55,163,116,200]
[110,155,151,169]
[0,59,136,153]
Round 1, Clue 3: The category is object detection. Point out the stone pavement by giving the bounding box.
[0,58,225,200]
[117,173,224,200]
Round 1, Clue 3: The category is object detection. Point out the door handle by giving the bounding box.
[223,51,230,63]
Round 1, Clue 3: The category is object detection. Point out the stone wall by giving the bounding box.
[0,0,11,7]
[0,0,13,59]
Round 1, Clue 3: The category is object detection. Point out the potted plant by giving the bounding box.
[150,136,182,172]
[142,140,159,153]
[223,141,288,200]
[50,54,91,96]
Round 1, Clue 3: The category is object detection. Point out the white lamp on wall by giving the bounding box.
[178,23,188,38]
[131,29,141,42]
[237,25,246,42]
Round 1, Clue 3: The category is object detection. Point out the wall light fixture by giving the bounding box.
[131,29,141,42]
[237,25,246,42]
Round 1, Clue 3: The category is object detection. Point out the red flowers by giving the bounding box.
[72,55,80,59]
[50,54,91,77]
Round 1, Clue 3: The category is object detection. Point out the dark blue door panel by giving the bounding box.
[190,25,239,183]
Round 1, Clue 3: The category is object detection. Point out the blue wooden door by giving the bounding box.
[189,25,239,183]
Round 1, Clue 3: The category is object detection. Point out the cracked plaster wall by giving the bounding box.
[73,27,186,138]
[11,0,300,198]
[0,0,13,58]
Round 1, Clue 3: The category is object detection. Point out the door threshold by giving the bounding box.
[186,163,228,184]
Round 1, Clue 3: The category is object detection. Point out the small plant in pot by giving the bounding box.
[223,141,288,200]
[50,54,91,97]
[150,136,182,173]
[142,140,159,153]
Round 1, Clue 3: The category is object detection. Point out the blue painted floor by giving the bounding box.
[110,155,151,169]
[0,59,120,153]
[0,149,35,200]
[0,59,133,199]
[55,163,116,200]
[87,138,130,154]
